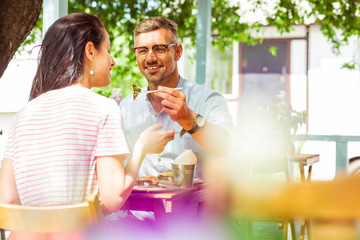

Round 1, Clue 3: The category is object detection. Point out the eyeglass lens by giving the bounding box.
[133,44,176,57]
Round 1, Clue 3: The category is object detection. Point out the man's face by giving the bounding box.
[134,28,182,86]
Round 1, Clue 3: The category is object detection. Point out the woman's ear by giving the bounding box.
[84,41,95,61]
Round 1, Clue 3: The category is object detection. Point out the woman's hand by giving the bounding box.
[98,124,174,212]
[135,124,175,155]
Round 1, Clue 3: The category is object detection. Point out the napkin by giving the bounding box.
[173,149,197,165]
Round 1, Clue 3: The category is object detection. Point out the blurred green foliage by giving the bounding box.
[22,0,360,97]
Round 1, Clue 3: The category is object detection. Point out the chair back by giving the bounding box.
[348,156,360,175]
[247,154,291,183]
[0,193,104,232]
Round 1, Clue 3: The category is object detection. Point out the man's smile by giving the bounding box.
[145,65,162,72]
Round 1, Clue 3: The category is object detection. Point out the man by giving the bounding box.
[120,16,235,178]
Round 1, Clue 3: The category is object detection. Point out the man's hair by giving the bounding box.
[134,17,178,41]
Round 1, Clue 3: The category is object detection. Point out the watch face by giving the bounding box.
[195,115,205,127]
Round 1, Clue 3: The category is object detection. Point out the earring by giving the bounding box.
[90,59,94,76]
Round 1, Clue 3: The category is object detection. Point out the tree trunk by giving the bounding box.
[0,0,43,78]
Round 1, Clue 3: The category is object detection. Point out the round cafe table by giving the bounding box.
[121,180,206,219]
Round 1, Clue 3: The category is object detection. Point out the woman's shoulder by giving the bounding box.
[53,86,120,112]
[86,89,119,112]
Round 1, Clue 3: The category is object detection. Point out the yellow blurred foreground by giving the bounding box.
[203,157,360,240]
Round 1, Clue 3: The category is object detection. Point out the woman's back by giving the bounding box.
[5,86,128,206]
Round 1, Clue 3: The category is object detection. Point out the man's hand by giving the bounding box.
[154,86,231,157]
[154,86,195,131]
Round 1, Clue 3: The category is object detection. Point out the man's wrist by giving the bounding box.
[181,112,197,131]
[180,113,205,136]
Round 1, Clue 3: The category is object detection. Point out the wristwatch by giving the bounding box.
[180,114,205,136]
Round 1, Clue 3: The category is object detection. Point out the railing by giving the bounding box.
[293,135,360,174]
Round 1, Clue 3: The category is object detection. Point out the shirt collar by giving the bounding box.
[177,75,184,88]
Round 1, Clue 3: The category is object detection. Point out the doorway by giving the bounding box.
[237,40,290,152]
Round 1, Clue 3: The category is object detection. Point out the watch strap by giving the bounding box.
[180,114,202,137]
[187,123,200,134]
[180,128,186,137]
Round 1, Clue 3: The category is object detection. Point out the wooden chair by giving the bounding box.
[231,175,360,240]
[0,193,104,239]
[348,156,360,175]
[240,154,296,240]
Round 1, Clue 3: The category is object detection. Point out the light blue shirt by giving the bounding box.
[120,76,235,177]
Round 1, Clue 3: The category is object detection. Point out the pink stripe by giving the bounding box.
[14,118,119,129]
[24,104,98,112]
[13,132,97,144]
[35,98,98,106]
[16,175,93,186]
[15,137,97,149]
[24,193,96,205]
[17,177,97,190]
[22,184,97,199]
[23,200,85,206]
[14,126,99,137]
[15,158,95,166]
[25,181,98,189]
[17,167,97,178]
[15,168,94,181]
[26,99,100,110]
[15,161,95,172]
[13,153,93,163]
[15,147,94,156]
[16,108,99,118]
[14,123,98,135]
[17,181,97,192]
[14,113,98,127]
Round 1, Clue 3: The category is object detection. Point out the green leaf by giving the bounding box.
[268,46,277,56]
[21,0,360,84]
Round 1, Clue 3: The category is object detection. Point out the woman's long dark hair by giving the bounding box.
[29,13,105,100]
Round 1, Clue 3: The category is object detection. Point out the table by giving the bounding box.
[121,182,207,219]
[289,153,320,240]
[289,154,320,183]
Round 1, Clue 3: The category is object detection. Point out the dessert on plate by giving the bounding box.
[135,176,159,188]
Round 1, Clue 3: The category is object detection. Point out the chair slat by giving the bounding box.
[0,193,103,232]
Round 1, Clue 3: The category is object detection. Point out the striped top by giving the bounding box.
[4,86,129,206]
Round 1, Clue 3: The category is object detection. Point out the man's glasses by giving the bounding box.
[132,43,177,58]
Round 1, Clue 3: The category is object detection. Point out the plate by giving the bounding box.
[132,183,183,193]
[132,179,203,193]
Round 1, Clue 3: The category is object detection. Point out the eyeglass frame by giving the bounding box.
[132,43,178,57]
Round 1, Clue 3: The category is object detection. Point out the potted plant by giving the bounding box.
[265,91,306,154]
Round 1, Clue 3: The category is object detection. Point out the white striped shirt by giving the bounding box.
[4,86,129,206]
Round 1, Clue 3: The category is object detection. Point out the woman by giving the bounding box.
[0,13,174,239]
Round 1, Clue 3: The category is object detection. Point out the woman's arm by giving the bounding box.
[0,158,20,204]
[96,124,174,212]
